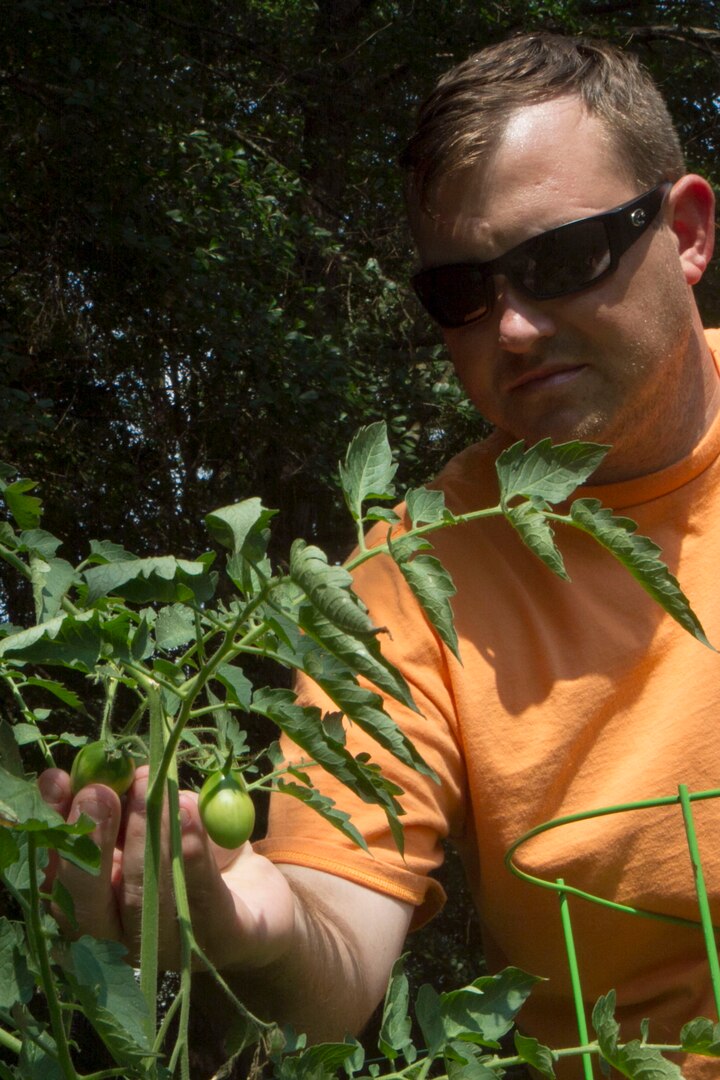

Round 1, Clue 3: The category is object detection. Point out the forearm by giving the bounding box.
[192,865,413,1048]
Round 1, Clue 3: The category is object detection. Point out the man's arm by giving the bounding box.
[38,767,413,1042]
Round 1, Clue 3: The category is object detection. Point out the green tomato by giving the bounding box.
[198,769,255,849]
[71,741,136,796]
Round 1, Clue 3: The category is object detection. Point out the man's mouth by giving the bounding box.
[506,364,586,393]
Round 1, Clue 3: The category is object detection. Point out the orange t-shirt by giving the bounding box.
[259,330,720,1078]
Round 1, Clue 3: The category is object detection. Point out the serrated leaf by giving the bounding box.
[290,541,381,639]
[570,499,712,647]
[205,498,277,556]
[680,1016,720,1056]
[22,678,84,711]
[339,422,397,523]
[0,918,34,1009]
[393,551,459,660]
[405,487,453,528]
[83,556,215,605]
[155,604,197,651]
[593,992,682,1078]
[58,937,153,1066]
[497,440,608,506]
[0,767,99,873]
[514,1032,556,1077]
[364,506,401,525]
[379,956,416,1063]
[439,968,542,1047]
[30,556,76,623]
[303,649,436,780]
[0,612,104,670]
[3,478,43,530]
[298,606,417,713]
[274,1040,362,1080]
[505,503,568,580]
[18,529,62,559]
[275,778,368,851]
[252,688,406,853]
[216,663,253,709]
[87,539,138,564]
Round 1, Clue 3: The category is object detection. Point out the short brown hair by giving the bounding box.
[400,32,686,212]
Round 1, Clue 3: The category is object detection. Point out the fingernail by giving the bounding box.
[74,797,111,826]
[179,805,192,831]
[42,778,65,803]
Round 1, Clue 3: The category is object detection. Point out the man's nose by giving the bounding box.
[495,280,556,353]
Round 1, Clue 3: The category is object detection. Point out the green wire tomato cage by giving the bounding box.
[505,784,720,1078]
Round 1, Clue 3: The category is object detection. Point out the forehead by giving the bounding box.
[413,97,636,264]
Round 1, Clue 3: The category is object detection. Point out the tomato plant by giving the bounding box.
[0,426,713,1080]
[198,769,255,848]
[70,740,137,796]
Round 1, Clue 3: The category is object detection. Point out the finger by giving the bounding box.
[179,794,295,971]
[116,766,177,964]
[37,769,73,889]
[37,768,73,818]
[55,783,123,941]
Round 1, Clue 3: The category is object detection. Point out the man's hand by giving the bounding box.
[37,765,413,1042]
[37,764,297,972]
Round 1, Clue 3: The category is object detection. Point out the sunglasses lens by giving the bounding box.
[511,218,611,298]
[413,264,493,328]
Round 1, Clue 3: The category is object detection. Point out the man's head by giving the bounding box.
[400,32,685,218]
[399,33,716,483]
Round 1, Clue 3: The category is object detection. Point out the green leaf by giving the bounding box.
[29,556,76,623]
[274,1041,362,1080]
[496,440,608,506]
[393,550,459,660]
[298,605,417,712]
[154,603,197,651]
[22,678,84,710]
[0,918,34,1009]
[58,936,153,1066]
[205,497,277,555]
[302,649,436,780]
[216,663,254,709]
[0,767,100,873]
[504,503,568,580]
[378,956,416,1064]
[0,612,104,669]
[416,983,446,1058]
[514,1032,556,1077]
[570,499,712,648]
[2,478,43,530]
[18,529,62,559]
[593,992,682,1078]
[252,688,406,853]
[83,556,216,605]
[405,487,454,528]
[290,541,381,639]
[86,539,139,564]
[339,422,397,524]
[680,1016,720,1056]
[275,778,368,851]
[439,968,542,1047]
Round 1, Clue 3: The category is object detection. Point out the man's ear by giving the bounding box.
[667,174,715,286]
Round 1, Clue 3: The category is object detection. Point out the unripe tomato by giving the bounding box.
[71,741,136,796]
[198,769,255,849]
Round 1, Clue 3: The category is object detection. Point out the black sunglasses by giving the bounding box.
[411,182,672,329]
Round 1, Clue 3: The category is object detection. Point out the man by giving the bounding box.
[40,32,719,1078]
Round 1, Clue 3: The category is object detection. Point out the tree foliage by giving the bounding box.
[1,1,718,621]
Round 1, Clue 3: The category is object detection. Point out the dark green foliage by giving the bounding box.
[3,1,716,622]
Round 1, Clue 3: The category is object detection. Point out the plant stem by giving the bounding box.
[139,686,167,1067]
[678,783,720,1017]
[26,835,78,1079]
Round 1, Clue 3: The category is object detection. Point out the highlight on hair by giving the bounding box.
[400,32,686,212]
